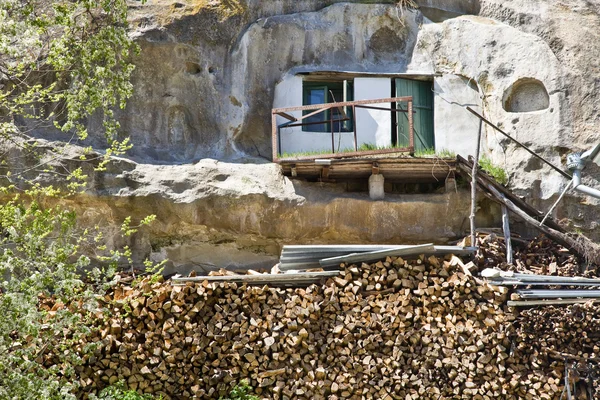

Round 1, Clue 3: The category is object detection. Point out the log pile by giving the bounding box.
[476,234,584,277]
[43,243,595,400]
[515,302,600,397]
[31,235,600,398]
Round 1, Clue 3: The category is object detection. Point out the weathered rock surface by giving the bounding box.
[67,155,475,272]
[11,0,600,263]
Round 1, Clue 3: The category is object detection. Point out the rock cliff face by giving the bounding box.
[18,0,600,268]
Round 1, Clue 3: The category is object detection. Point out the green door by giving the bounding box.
[395,78,434,152]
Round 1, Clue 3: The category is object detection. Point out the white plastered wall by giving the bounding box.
[433,74,483,157]
[272,75,391,155]
[353,78,392,148]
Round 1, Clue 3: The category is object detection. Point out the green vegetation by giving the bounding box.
[219,380,259,400]
[280,149,337,158]
[280,143,411,158]
[281,144,456,159]
[90,381,159,400]
[479,156,508,185]
[0,0,158,398]
[413,147,456,158]
[0,0,141,174]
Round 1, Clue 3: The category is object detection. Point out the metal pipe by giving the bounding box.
[284,117,350,129]
[408,99,414,151]
[501,204,513,264]
[483,269,600,283]
[272,96,414,113]
[489,280,600,287]
[572,169,600,199]
[355,105,411,113]
[277,126,281,159]
[540,180,572,226]
[517,289,600,299]
[508,298,600,307]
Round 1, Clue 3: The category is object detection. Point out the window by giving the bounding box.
[302,80,353,132]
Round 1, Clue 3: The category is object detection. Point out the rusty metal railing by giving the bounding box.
[271,96,414,162]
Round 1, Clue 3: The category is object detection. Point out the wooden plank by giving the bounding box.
[456,155,564,232]
[470,119,483,246]
[281,157,455,182]
[517,290,600,299]
[275,111,297,121]
[480,179,585,257]
[272,96,414,113]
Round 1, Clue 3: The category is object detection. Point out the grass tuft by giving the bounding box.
[280,145,456,159]
[479,156,508,185]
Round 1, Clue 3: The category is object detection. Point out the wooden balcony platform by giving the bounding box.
[279,156,456,183]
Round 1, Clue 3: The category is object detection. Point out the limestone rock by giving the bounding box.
[8,0,600,258]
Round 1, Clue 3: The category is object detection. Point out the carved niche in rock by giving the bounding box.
[167,105,198,160]
[503,78,549,113]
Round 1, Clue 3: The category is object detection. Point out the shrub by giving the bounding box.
[220,380,259,400]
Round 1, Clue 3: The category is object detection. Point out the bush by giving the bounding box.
[220,380,259,400]
[90,381,158,400]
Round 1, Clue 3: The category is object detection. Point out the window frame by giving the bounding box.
[302,80,353,133]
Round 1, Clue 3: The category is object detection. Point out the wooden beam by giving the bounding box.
[478,178,599,263]
[470,119,483,247]
[272,96,414,113]
[275,111,297,121]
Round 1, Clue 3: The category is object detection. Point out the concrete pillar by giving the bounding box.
[369,174,385,200]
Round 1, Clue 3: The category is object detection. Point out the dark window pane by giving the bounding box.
[302,81,353,133]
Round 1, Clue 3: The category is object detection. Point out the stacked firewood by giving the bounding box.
[515,302,600,398]
[477,234,584,277]
[58,248,600,399]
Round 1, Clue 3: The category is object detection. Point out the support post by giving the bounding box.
[501,204,513,264]
[470,119,483,247]
[330,107,335,154]
[369,173,385,200]
[352,105,357,151]
[271,110,278,161]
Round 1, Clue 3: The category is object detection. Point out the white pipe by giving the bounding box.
[572,169,600,199]
[540,180,572,226]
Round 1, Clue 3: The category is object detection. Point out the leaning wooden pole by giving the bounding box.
[470,119,483,247]
[483,181,600,264]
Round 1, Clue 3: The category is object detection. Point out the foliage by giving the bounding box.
[0,0,141,181]
[479,156,508,185]
[90,380,159,400]
[219,380,259,400]
[0,196,159,399]
[0,0,150,398]
[0,199,92,398]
